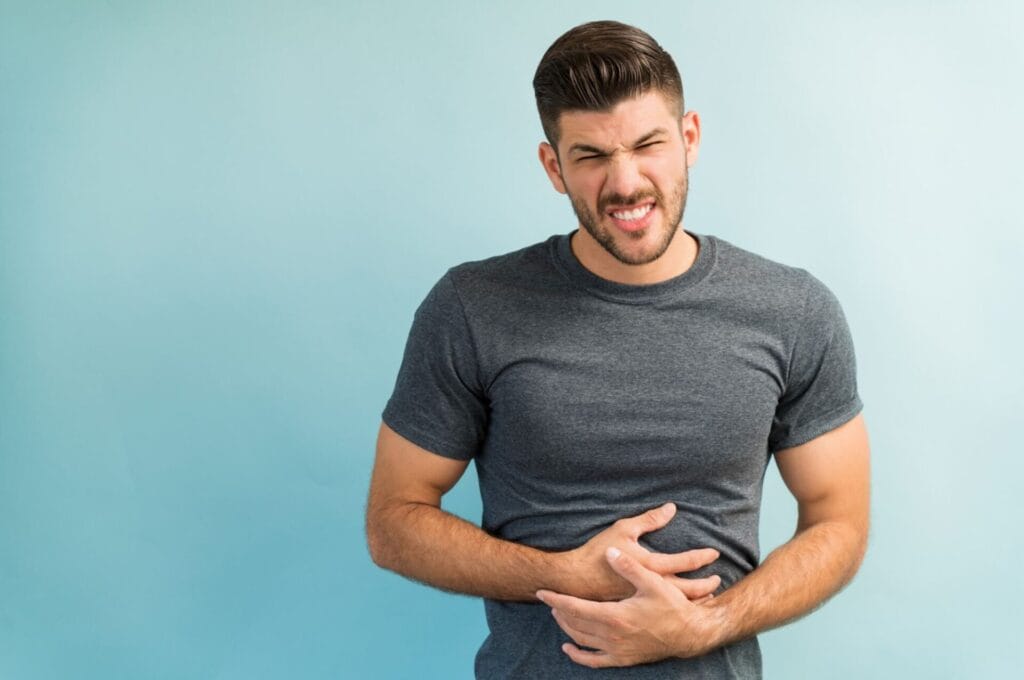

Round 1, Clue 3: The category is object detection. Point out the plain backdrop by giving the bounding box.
[2,1,1022,678]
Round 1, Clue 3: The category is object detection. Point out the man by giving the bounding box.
[366,20,870,679]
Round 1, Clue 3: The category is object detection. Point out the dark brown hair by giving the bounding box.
[533,21,684,149]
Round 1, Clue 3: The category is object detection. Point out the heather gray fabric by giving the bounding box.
[381,229,863,679]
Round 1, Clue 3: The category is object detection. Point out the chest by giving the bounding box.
[478,306,787,487]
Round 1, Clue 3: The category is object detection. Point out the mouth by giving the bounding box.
[606,201,656,233]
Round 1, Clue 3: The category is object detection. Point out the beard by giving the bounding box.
[567,165,689,266]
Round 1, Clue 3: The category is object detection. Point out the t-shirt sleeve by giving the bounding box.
[381,270,488,461]
[768,271,863,453]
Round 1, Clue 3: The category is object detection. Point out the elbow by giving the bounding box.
[366,501,414,571]
[849,520,870,577]
[836,518,869,587]
[845,507,870,572]
[365,506,394,570]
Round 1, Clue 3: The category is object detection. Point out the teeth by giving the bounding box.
[611,204,653,221]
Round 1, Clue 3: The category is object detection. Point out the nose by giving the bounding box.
[603,155,646,204]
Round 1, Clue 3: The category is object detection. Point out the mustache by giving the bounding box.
[599,189,660,212]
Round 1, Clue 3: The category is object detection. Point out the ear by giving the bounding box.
[538,142,567,194]
[680,110,702,168]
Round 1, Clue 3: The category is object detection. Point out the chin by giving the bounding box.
[615,227,677,264]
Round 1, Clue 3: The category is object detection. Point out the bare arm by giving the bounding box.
[700,412,870,645]
[366,422,721,602]
[366,421,562,601]
[537,413,871,667]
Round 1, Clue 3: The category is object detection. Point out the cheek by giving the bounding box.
[649,162,687,192]
[566,172,604,205]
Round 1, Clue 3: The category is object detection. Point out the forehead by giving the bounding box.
[557,90,680,153]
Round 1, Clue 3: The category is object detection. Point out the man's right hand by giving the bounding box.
[562,503,721,602]
[371,424,721,604]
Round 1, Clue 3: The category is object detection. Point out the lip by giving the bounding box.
[606,201,656,233]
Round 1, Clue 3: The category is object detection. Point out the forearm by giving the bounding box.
[702,519,867,649]
[367,500,570,601]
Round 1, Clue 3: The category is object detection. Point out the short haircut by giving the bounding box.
[533,20,685,149]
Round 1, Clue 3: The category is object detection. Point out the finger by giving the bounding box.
[665,574,721,599]
[693,593,715,605]
[561,642,619,669]
[615,502,676,539]
[551,609,608,651]
[645,547,720,574]
[536,589,614,623]
[605,547,665,596]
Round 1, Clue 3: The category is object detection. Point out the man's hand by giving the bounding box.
[369,423,721,603]
[537,546,720,668]
[564,502,721,602]
[538,414,872,668]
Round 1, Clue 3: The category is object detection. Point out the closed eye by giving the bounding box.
[574,141,662,162]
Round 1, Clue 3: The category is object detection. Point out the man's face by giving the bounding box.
[538,91,701,266]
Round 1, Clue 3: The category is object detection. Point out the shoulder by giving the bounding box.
[707,234,837,316]
[448,236,555,280]
[442,235,562,302]
[710,234,813,289]
[410,236,562,328]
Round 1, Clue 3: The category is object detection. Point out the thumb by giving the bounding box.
[606,546,664,596]
[621,502,677,538]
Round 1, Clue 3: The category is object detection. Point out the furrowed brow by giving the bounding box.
[567,128,670,157]
[631,128,669,146]
[567,143,608,157]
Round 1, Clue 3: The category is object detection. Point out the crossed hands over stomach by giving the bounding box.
[541,502,722,668]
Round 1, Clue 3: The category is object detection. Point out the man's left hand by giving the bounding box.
[536,546,722,668]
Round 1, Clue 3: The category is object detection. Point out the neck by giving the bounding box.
[570,226,699,285]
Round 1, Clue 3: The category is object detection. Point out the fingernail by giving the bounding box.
[607,546,621,560]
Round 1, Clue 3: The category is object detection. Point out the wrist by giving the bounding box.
[672,597,732,658]
[546,547,583,598]
[549,546,614,601]
[695,595,734,653]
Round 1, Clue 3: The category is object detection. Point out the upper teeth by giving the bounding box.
[611,204,653,221]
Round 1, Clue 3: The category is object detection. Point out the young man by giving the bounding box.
[366,20,870,679]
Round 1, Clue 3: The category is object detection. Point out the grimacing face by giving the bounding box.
[538,90,701,267]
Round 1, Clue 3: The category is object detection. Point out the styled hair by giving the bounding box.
[533,21,684,149]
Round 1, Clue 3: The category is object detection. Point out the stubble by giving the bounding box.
[567,166,689,266]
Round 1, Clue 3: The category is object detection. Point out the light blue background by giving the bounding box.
[2,1,1022,678]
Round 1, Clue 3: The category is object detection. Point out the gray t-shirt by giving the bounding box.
[382,229,863,679]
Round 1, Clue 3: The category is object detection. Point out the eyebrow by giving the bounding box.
[567,127,670,157]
